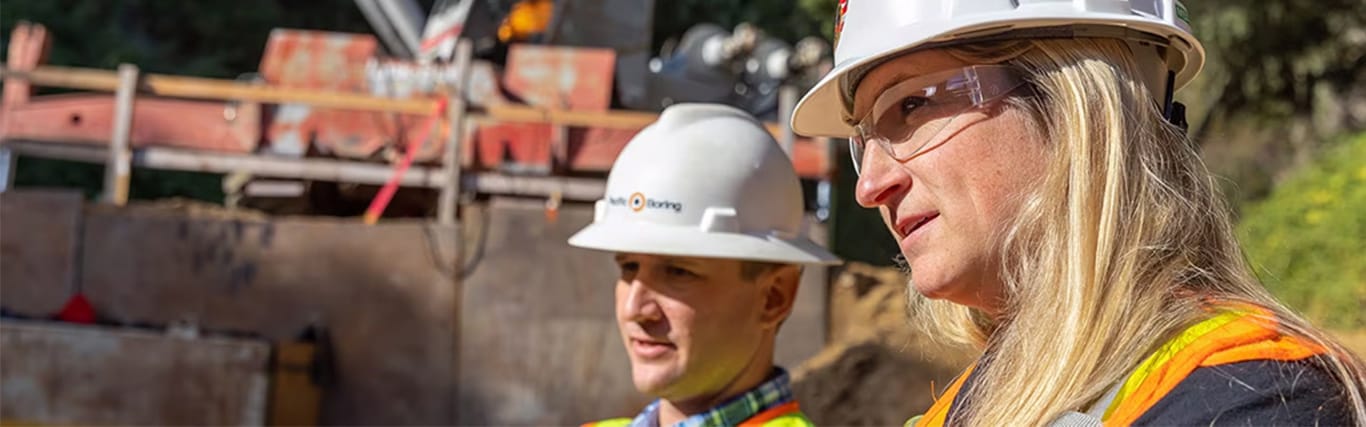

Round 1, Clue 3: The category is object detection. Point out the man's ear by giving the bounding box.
[758,265,802,330]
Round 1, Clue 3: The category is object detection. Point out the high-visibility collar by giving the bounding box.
[912,306,1326,426]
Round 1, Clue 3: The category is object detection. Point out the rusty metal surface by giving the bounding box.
[465,60,507,107]
[0,94,260,153]
[257,29,456,162]
[568,127,636,172]
[74,207,459,424]
[504,45,616,111]
[0,320,270,425]
[469,121,554,173]
[0,190,83,318]
[259,30,377,90]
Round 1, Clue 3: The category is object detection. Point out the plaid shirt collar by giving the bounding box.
[628,367,795,427]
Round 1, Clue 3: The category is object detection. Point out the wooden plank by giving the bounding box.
[0,320,271,425]
[78,210,460,423]
[0,65,437,115]
[439,40,472,225]
[2,66,795,133]
[101,64,137,206]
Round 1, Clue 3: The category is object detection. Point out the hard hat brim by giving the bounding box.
[568,221,842,266]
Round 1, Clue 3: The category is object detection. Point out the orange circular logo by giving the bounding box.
[629,192,646,212]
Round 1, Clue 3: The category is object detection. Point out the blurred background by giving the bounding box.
[0,0,1361,425]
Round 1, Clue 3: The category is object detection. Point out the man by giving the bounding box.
[570,103,840,427]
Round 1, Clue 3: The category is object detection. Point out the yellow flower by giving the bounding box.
[1304,210,1324,225]
[1308,190,1333,206]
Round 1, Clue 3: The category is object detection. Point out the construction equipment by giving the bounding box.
[0,0,836,221]
[0,3,843,424]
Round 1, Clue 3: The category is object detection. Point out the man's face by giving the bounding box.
[613,253,768,401]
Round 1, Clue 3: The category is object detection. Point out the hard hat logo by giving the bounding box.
[609,192,684,214]
[630,192,646,212]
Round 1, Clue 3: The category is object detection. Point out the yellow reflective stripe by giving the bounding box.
[582,418,632,427]
[1102,310,1246,420]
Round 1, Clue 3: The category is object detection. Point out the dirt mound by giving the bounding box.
[792,263,976,426]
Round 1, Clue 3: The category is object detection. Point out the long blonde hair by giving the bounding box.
[903,38,1366,426]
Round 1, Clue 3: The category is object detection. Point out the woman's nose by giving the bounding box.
[854,144,910,208]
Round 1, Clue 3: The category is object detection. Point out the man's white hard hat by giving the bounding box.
[569,103,841,265]
[792,0,1205,138]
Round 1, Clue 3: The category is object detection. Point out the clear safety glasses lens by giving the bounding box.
[849,65,1025,175]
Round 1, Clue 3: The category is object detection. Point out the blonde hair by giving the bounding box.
[901,38,1366,426]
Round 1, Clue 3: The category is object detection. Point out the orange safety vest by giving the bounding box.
[913,307,1327,427]
[585,401,810,427]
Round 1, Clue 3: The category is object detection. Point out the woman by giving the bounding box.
[791,1,1366,425]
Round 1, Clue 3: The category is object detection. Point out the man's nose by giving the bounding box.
[620,279,662,323]
[854,143,910,208]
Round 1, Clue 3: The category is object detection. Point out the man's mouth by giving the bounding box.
[630,338,675,359]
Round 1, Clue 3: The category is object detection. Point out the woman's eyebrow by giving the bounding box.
[856,71,919,116]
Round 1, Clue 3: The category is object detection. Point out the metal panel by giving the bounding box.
[543,0,655,108]
[76,211,460,424]
[0,320,271,425]
[504,45,617,111]
[0,190,83,317]
[258,30,377,90]
[458,199,646,425]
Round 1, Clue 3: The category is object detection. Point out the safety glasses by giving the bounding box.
[849,65,1026,175]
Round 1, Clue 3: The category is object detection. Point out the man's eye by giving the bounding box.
[618,262,639,275]
[665,266,697,278]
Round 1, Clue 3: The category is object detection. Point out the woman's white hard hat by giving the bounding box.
[792,0,1206,138]
[569,103,841,265]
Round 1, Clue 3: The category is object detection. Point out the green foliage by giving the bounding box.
[1237,133,1366,329]
[1184,0,1365,122]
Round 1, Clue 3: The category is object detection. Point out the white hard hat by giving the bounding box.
[568,103,841,265]
[793,0,1205,137]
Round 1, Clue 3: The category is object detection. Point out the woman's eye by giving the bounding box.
[899,96,930,119]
